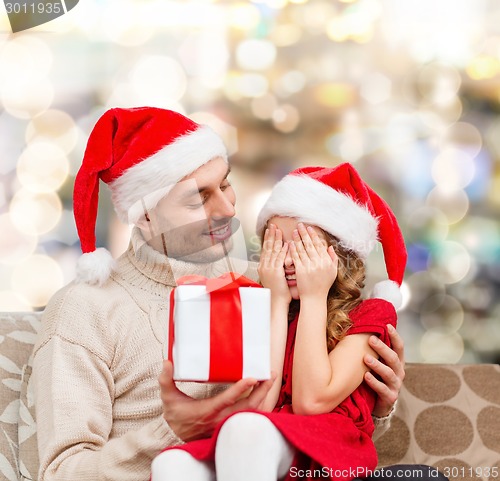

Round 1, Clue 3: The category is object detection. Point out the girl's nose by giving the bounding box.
[284,248,293,267]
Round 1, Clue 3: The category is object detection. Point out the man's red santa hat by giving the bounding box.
[256,163,407,309]
[73,107,228,285]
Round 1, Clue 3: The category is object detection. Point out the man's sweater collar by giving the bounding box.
[121,227,238,287]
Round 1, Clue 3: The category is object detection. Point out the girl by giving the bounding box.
[152,162,407,481]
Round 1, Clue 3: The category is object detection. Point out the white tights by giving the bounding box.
[151,412,296,481]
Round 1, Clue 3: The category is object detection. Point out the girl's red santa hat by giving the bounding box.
[73,107,228,286]
[257,163,407,309]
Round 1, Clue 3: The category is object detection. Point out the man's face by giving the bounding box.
[141,156,237,263]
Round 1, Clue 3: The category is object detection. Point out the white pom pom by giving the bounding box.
[75,248,116,286]
[371,280,402,310]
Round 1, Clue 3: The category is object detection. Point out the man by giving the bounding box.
[33,107,405,481]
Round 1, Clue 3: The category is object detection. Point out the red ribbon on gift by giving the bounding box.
[168,272,261,381]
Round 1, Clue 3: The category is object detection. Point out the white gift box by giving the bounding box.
[168,274,271,382]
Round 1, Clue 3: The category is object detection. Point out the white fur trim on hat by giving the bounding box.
[256,174,379,259]
[371,280,402,310]
[75,248,116,286]
[110,126,227,224]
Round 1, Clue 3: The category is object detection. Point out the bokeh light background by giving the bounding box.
[0,0,499,364]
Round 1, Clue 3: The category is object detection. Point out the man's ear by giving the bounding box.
[135,211,151,232]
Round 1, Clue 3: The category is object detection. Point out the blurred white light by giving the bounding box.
[421,295,464,332]
[11,254,64,308]
[417,63,462,106]
[435,97,463,126]
[360,72,392,105]
[104,1,154,46]
[275,70,307,96]
[426,187,469,225]
[432,147,475,193]
[326,15,352,42]
[0,37,53,119]
[429,241,471,284]
[417,110,448,133]
[0,36,52,91]
[178,32,229,89]
[45,209,79,246]
[0,112,27,175]
[129,56,187,107]
[25,110,79,155]
[272,104,300,133]
[235,74,269,98]
[440,122,483,158]
[252,0,288,8]
[406,206,449,243]
[10,190,63,236]
[105,83,138,109]
[0,290,32,312]
[2,78,54,119]
[0,214,37,265]
[384,115,419,157]
[236,39,277,71]
[228,3,261,30]
[189,112,239,157]
[339,135,364,162]
[466,55,500,80]
[420,329,464,363]
[17,142,69,193]
[382,0,483,65]
[327,1,380,43]
[270,24,303,47]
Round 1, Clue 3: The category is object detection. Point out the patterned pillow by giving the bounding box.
[19,363,38,480]
[376,364,500,480]
[0,313,40,481]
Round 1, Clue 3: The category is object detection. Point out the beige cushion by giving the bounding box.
[376,363,500,474]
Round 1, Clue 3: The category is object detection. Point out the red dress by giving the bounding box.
[163,298,397,481]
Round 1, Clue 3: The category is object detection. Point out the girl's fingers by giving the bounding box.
[292,229,307,261]
[263,224,276,256]
[268,223,276,241]
[289,239,300,263]
[263,227,269,249]
[260,229,272,264]
[264,225,274,247]
[310,227,328,256]
[274,242,288,267]
[328,245,338,264]
[273,227,283,254]
[297,223,317,257]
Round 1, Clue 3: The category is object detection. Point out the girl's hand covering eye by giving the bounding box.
[288,223,338,299]
[258,224,291,304]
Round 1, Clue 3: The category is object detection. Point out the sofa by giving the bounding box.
[1,312,499,481]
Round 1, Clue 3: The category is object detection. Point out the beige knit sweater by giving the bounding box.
[32,228,252,481]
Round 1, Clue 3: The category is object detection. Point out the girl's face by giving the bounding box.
[268,216,329,300]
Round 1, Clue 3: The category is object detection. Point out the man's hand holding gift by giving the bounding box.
[159,360,275,442]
